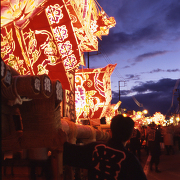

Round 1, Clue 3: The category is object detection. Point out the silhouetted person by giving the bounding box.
[62,115,147,180]
[28,148,52,180]
[147,123,162,173]
[140,126,146,147]
[130,128,141,161]
[163,126,174,155]
[174,124,180,151]
[100,116,106,124]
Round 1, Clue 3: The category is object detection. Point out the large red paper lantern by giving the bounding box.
[75,64,117,122]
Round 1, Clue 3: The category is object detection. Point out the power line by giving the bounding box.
[99,47,149,111]
[100,47,144,108]
[100,48,126,81]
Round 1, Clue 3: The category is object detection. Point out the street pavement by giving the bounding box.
[2,143,180,180]
[141,143,180,180]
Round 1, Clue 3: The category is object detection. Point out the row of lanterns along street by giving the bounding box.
[123,110,180,127]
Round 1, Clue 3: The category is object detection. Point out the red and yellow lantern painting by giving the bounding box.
[75,64,117,122]
[1,0,81,90]
[1,0,116,90]
[101,101,121,124]
[63,0,116,52]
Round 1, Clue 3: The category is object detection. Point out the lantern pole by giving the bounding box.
[176,89,180,123]
[118,81,121,114]
[118,81,126,114]
[87,51,101,69]
[118,81,121,101]
[88,52,89,68]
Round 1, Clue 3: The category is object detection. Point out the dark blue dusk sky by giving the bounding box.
[85,0,180,116]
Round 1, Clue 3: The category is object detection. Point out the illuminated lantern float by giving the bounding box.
[75,64,117,125]
[152,112,165,125]
[1,0,83,91]
[63,0,116,52]
[1,0,116,149]
[1,0,116,89]
[1,0,74,149]
[101,101,121,124]
[1,63,63,151]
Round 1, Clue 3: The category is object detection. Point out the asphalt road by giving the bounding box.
[141,143,180,180]
[2,143,180,180]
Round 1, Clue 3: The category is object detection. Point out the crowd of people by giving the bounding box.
[63,116,180,179]
[26,115,148,180]
[127,122,180,173]
[13,115,180,180]
[63,114,148,180]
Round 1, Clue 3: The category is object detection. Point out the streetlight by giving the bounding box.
[118,81,121,113]
[143,109,148,115]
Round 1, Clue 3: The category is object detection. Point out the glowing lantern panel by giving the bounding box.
[1,0,116,90]
[63,0,116,52]
[1,0,82,90]
[75,64,117,121]
[152,112,165,125]
[101,101,121,124]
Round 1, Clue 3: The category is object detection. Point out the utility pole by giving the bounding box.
[118,81,126,114]
[176,89,180,121]
[87,51,101,68]
[118,81,121,101]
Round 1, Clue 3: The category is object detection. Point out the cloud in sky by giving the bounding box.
[95,0,180,116]
[119,68,180,84]
[134,51,169,63]
[131,78,176,93]
[125,74,140,81]
[111,78,180,115]
[99,24,163,55]
[97,0,180,55]
[165,1,180,29]
[141,68,180,74]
